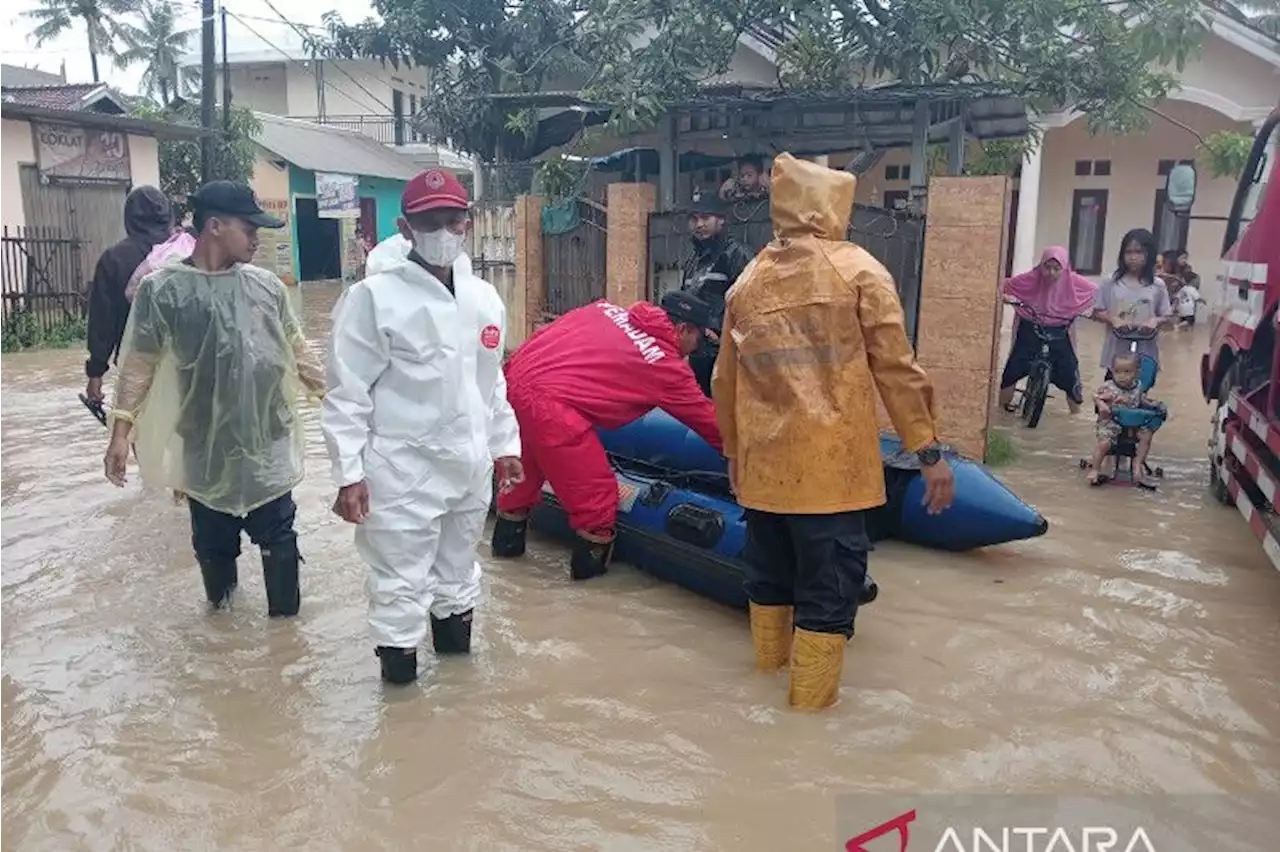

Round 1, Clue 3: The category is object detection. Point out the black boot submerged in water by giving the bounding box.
[431,610,474,654]
[490,515,528,558]
[376,646,418,684]
[570,536,613,581]
[198,558,238,609]
[260,537,302,617]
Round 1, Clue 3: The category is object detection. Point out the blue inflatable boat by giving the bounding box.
[529,409,1048,610]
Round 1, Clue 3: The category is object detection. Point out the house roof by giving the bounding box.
[252,112,421,181]
[0,102,205,139]
[1,64,66,87]
[485,82,1029,158]
[1,82,128,114]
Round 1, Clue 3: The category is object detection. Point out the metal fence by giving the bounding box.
[543,198,608,318]
[647,200,926,343]
[288,114,421,145]
[1,226,86,333]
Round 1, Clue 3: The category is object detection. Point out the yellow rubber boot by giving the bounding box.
[788,628,846,710]
[748,602,793,671]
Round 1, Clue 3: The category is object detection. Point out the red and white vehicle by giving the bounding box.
[1177,103,1280,569]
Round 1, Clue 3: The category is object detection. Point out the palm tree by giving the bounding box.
[116,1,198,104]
[23,0,139,84]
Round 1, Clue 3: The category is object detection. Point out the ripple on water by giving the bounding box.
[1118,549,1231,586]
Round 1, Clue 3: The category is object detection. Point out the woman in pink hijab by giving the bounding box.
[998,246,1098,414]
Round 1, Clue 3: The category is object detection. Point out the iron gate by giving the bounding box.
[647,200,927,344]
[543,198,608,318]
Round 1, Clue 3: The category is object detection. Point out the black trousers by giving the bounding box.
[689,338,719,398]
[999,320,1083,404]
[743,509,871,637]
[188,491,298,563]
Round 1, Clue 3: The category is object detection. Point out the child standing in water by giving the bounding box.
[1088,354,1158,489]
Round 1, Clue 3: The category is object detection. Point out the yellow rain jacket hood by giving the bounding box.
[710,153,938,514]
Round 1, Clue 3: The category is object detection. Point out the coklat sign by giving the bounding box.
[846,809,1157,852]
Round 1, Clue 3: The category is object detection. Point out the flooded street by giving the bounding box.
[4,283,1279,851]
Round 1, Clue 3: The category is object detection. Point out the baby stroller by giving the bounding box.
[1078,326,1168,488]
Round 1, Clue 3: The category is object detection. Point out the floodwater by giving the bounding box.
[3,284,1279,851]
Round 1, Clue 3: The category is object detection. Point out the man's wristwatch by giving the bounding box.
[916,443,943,467]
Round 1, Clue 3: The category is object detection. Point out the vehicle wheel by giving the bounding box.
[1208,366,1236,506]
[1022,363,1050,429]
[1078,458,1089,469]
[1155,467,1164,478]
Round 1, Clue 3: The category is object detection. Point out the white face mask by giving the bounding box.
[411,227,466,267]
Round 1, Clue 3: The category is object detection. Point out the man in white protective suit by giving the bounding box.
[321,169,524,686]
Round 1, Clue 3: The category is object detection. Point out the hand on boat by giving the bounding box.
[495,457,526,493]
[333,481,371,524]
[919,459,955,515]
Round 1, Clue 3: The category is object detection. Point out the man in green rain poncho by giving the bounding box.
[103,181,327,616]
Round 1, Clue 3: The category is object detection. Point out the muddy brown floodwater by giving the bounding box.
[3,284,1280,851]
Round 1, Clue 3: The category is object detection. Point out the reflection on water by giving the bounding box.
[3,287,1279,851]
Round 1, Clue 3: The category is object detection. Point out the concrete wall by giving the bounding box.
[213,59,430,119]
[2,119,36,229]
[127,135,161,189]
[1,119,162,230]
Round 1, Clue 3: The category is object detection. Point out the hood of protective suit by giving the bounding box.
[364,233,475,279]
[123,186,173,245]
[625,301,680,345]
[769,152,856,241]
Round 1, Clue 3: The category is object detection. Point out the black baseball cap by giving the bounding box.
[688,192,728,217]
[190,180,284,228]
[661,290,713,330]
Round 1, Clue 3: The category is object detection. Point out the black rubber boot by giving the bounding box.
[490,516,528,558]
[430,610,474,654]
[376,646,418,684]
[859,573,879,606]
[198,558,238,608]
[260,536,301,618]
[569,536,613,581]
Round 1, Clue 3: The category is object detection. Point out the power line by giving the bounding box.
[224,9,391,115]
[253,0,393,112]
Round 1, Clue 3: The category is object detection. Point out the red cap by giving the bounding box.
[401,169,469,215]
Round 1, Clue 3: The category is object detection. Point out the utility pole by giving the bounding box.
[220,5,232,131]
[200,0,216,183]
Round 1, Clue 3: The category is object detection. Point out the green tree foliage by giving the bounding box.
[115,0,198,105]
[321,0,1217,163]
[23,0,138,83]
[133,103,261,206]
[1200,129,1258,178]
[322,0,778,161]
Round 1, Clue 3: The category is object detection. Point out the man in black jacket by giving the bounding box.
[83,186,173,405]
[679,193,754,396]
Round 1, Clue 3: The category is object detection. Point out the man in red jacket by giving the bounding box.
[491,291,724,580]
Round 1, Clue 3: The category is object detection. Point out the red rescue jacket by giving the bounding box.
[504,299,724,451]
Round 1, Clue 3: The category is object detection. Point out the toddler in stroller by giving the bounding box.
[1085,349,1167,489]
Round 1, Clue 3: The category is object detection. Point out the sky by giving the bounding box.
[1,0,380,94]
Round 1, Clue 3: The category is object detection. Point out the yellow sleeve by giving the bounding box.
[858,269,937,452]
[710,300,739,459]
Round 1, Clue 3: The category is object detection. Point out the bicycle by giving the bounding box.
[1002,299,1086,429]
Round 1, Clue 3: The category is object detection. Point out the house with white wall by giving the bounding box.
[535,10,1279,308]
[178,43,470,174]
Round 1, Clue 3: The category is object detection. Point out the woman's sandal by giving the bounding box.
[1088,474,1110,487]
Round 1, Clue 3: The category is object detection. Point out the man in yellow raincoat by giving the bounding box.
[711,153,955,710]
